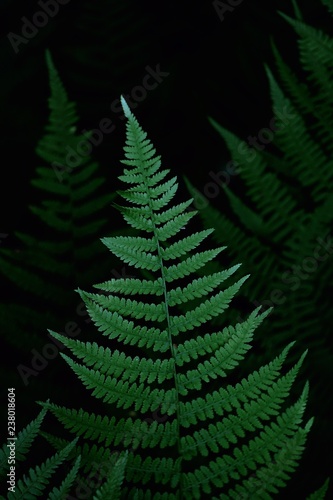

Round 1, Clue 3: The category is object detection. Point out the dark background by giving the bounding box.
[1,0,327,234]
[0,0,331,497]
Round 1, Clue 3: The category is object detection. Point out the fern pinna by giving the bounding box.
[36,96,327,499]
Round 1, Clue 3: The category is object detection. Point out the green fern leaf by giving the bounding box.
[0,408,47,476]
[93,452,128,500]
[38,96,319,498]
[48,455,81,500]
[0,407,81,499]
[307,479,330,500]
[0,49,115,359]
[9,438,78,498]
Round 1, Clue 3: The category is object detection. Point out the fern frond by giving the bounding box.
[277,9,333,148]
[0,407,47,476]
[0,49,115,358]
[278,12,333,68]
[8,438,79,498]
[0,406,81,499]
[269,39,314,117]
[48,455,81,500]
[307,479,330,500]
[41,97,316,497]
[265,65,331,201]
[207,117,303,237]
[93,451,128,500]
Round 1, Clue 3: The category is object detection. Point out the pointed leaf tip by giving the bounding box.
[120,95,131,118]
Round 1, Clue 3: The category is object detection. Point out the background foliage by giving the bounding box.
[0,0,331,497]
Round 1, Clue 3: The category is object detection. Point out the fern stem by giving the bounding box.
[133,131,184,495]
